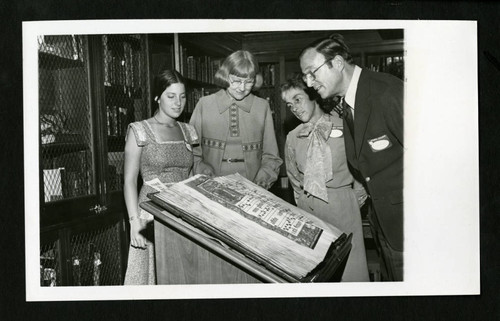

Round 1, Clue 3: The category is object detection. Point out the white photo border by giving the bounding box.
[24,19,479,301]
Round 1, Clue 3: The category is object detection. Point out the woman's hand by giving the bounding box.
[356,193,369,208]
[129,218,148,249]
[353,180,369,208]
[198,162,215,177]
[255,180,270,190]
[202,168,215,177]
[353,187,369,208]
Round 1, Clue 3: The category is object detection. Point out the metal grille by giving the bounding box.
[70,221,123,286]
[39,35,94,203]
[40,240,61,286]
[103,34,150,192]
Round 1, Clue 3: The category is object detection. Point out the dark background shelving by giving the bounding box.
[38,34,150,286]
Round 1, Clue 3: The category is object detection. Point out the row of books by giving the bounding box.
[103,35,145,89]
[38,35,84,62]
[185,87,212,114]
[106,103,134,137]
[107,163,124,192]
[367,55,404,73]
[260,63,278,87]
[255,89,280,133]
[41,245,104,286]
[43,163,122,203]
[71,243,103,286]
[43,166,91,202]
[40,247,58,286]
[179,45,222,84]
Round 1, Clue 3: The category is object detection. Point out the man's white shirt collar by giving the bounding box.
[344,65,362,111]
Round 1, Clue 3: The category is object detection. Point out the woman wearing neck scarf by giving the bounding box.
[281,74,369,282]
[189,50,282,189]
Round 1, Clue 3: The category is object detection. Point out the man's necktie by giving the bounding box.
[343,98,354,137]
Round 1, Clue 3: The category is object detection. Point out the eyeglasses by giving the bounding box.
[302,59,333,83]
[229,76,255,88]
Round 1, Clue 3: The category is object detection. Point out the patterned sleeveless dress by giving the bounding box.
[123,120,198,285]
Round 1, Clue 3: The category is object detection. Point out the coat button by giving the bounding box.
[365,177,371,182]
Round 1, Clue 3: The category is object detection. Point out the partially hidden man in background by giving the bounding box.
[300,34,404,281]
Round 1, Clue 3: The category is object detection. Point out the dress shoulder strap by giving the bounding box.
[126,121,149,146]
[178,122,199,145]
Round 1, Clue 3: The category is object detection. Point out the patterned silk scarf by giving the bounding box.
[297,114,334,202]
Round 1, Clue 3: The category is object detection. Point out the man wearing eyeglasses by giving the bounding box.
[300,34,404,281]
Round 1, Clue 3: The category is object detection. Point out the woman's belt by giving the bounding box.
[222,158,245,163]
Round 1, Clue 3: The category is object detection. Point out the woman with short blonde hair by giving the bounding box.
[190,50,281,189]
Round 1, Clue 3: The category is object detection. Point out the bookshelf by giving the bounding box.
[253,60,286,178]
[175,34,227,121]
[149,33,289,140]
[37,34,150,286]
[102,34,150,185]
[364,51,404,80]
[39,35,94,204]
[148,34,224,122]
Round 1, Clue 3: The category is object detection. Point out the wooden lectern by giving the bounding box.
[141,201,352,284]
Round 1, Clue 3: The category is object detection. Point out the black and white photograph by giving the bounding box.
[23,19,479,301]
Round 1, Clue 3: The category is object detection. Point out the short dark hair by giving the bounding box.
[153,69,185,100]
[214,50,260,89]
[280,73,321,103]
[299,33,353,64]
[281,73,341,114]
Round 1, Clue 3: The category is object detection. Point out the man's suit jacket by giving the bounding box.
[343,68,404,251]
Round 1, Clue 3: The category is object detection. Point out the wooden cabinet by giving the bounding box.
[38,34,150,286]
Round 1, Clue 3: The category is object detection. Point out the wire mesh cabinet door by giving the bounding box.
[39,35,96,207]
[39,34,100,286]
[38,34,150,286]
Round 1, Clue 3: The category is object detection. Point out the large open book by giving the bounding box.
[147,173,348,282]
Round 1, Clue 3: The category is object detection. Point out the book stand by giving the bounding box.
[141,201,352,284]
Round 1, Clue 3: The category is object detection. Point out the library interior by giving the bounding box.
[38,29,404,286]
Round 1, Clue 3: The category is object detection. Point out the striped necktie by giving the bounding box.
[343,98,354,137]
